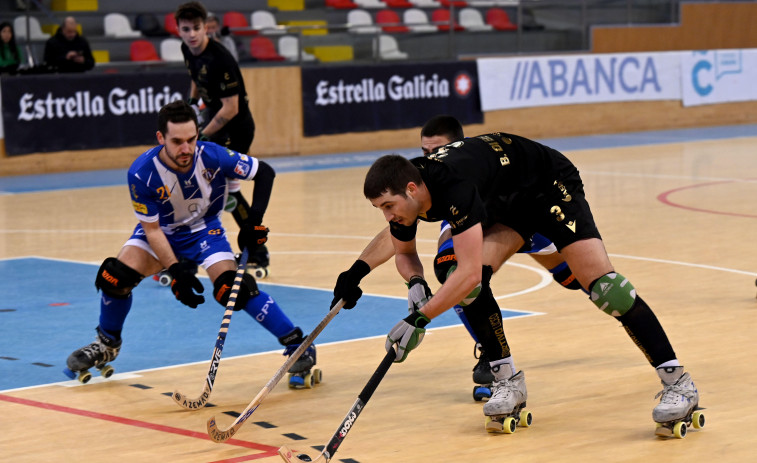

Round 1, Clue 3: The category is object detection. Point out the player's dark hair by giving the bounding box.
[421,115,464,142]
[364,154,423,199]
[158,100,198,135]
[175,1,208,24]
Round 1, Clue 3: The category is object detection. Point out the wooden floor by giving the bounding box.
[2,134,757,462]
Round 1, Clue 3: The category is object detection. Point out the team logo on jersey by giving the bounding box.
[132,200,148,214]
[234,161,250,177]
[450,205,459,216]
[130,184,138,199]
[200,240,210,253]
[202,168,216,182]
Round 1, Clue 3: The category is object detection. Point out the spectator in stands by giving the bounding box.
[0,21,24,74]
[206,13,239,62]
[43,16,95,73]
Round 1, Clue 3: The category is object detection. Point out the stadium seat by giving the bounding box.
[104,13,141,38]
[278,35,317,61]
[408,0,441,7]
[384,0,414,7]
[354,0,386,8]
[376,10,409,33]
[164,13,179,36]
[224,11,257,36]
[251,10,284,34]
[325,0,359,9]
[439,0,467,7]
[160,38,184,62]
[249,36,285,61]
[347,9,379,34]
[378,34,408,59]
[403,8,437,32]
[458,7,493,31]
[431,8,464,31]
[13,16,49,40]
[485,7,517,31]
[135,13,169,37]
[130,39,160,61]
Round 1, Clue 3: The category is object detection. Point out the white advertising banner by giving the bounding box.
[681,49,757,106]
[477,52,682,111]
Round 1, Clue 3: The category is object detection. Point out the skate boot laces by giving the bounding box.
[655,373,697,407]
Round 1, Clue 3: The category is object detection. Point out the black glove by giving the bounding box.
[238,223,269,253]
[169,261,205,308]
[332,259,371,309]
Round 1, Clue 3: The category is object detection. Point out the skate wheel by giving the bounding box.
[473,385,491,402]
[253,266,269,279]
[518,409,532,428]
[503,417,517,434]
[289,373,305,389]
[62,368,76,380]
[692,411,705,429]
[313,368,322,384]
[99,364,115,379]
[158,273,172,286]
[673,421,687,439]
[78,370,92,384]
[303,372,314,389]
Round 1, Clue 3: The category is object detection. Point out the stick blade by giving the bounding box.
[171,388,210,410]
[206,415,238,443]
[278,445,327,462]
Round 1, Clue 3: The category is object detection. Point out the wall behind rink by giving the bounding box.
[2,2,757,176]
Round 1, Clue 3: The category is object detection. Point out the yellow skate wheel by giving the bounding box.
[673,421,687,439]
[313,368,322,384]
[692,411,705,429]
[100,365,114,378]
[518,410,532,428]
[78,371,92,384]
[485,416,502,433]
[503,417,517,434]
[253,266,269,279]
[304,372,314,389]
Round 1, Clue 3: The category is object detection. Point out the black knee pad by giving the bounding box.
[433,247,457,284]
[95,257,142,298]
[213,271,259,309]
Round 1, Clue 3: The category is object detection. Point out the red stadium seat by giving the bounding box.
[383,0,414,8]
[431,8,464,31]
[326,0,359,9]
[249,36,286,61]
[164,12,179,36]
[376,10,409,33]
[439,0,467,7]
[486,8,517,31]
[224,11,257,36]
[130,39,160,61]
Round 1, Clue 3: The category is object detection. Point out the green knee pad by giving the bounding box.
[589,272,636,317]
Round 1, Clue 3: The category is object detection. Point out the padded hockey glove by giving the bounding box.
[332,259,371,309]
[238,223,269,253]
[386,310,430,363]
[169,261,205,308]
[407,276,432,313]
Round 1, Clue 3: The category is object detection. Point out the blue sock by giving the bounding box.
[98,293,132,339]
[242,291,295,339]
[455,305,479,342]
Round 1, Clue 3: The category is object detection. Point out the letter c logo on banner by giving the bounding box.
[692,59,713,97]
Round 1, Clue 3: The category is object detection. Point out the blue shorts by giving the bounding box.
[124,217,235,270]
[438,221,557,255]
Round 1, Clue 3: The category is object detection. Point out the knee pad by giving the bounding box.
[213,271,259,309]
[278,326,304,346]
[95,257,142,298]
[433,247,457,284]
[589,272,637,317]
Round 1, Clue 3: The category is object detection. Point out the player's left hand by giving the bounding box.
[386,310,430,363]
[238,223,269,253]
[407,276,432,313]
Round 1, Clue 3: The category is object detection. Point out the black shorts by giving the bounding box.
[210,110,255,154]
[489,170,601,251]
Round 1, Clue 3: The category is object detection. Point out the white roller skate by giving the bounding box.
[653,366,704,438]
[63,327,122,384]
[284,343,321,389]
[483,370,532,433]
[472,344,494,402]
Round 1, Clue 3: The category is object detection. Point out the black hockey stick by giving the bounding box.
[206,299,346,443]
[171,247,250,410]
[278,347,396,463]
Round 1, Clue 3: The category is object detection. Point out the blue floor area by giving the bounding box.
[0,258,530,391]
[2,124,756,195]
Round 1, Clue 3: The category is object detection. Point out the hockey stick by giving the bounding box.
[206,299,346,443]
[171,247,250,410]
[278,347,396,463]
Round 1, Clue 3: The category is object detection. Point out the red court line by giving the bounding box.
[0,393,279,462]
[657,180,757,219]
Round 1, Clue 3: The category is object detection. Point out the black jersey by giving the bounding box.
[389,132,582,243]
[182,39,251,122]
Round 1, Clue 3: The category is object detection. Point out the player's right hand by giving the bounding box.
[332,259,370,309]
[169,261,205,308]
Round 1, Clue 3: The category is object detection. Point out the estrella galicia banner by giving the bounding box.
[301,61,482,136]
[1,71,186,155]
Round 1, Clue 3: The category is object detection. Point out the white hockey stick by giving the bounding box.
[206,299,346,443]
[278,347,396,463]
[171,247,250,410]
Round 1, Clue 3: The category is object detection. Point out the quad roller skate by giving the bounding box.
[483,370,532,433]
[236,245,270,279]
[284,343,321,389]
[472,343,494,402]
[653,367,704,439]
[63,327,122,384]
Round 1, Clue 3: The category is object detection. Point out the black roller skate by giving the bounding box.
[472,343,494,401]
[63,326,122,384]
[236,245,270,279]
[283,342,321,389]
